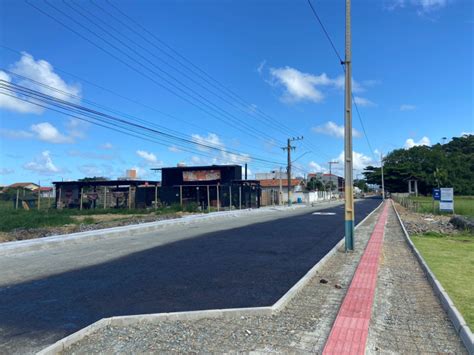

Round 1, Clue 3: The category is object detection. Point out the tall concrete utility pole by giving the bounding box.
[381,153,385,200]
[282,137,303,206]
[328,161,339,194]
[344,0,354,251]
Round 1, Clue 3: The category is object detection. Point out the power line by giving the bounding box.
[0,80,285,166]
[306,0,376,158]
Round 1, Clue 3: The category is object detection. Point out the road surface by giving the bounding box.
[0,198,380,354]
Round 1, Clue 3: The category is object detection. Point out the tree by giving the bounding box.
[306,177,325,191]
[363,135,474,195]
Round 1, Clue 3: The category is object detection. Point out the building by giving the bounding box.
[259,178,305,205]
[255,171,288,181]
[157,164,261,209]
[8,182,39,191]
[53,179,160,209]
[38,187,54,198]
[307,173,345,192]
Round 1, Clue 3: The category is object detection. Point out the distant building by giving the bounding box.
[39,187,54,198]
[307,173,344,192]
[156,164,261,209]
[258,178,305,205]
[8,182,39,191]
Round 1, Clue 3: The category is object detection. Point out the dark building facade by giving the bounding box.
[158,165,260,209]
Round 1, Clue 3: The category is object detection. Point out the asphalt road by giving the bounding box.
[0,198,380,354]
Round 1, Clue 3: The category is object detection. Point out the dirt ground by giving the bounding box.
[0,212,188,243]
[394,202,458,235]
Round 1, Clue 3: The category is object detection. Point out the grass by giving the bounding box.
[407,195,474,217]
[411,232,474,329]
[0,203,197,232]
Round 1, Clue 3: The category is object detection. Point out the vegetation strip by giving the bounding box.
[392,201,474,354]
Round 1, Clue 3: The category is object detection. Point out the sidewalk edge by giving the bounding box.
[37,200,382,355]
[391,200,473,354]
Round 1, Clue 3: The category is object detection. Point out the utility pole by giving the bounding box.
[282,137,303,206]
[279,166,283,206]
[328,161,339,195]
[344,0,354,251]
[381,153,385,200]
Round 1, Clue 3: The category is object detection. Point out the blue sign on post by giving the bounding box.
[433,188,441,201]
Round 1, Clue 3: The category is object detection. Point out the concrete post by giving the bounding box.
[104,187,107,209]
[154,184,158,210]
[15,189,19,210]
[58,188,62,209]
[80,187,83,210]
[128,185,132,210]
[415,180,418,197]
[239,186,242,209]
[179,185,183,207]
[207,185,210,213]
[229,185,232,210]
[217,184,220,212]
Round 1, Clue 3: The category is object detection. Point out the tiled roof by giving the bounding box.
[259,179,303,187]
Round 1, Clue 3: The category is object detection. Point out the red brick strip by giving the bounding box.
[323,202,389,354]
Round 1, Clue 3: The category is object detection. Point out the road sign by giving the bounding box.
[439,187,454,212]
[432,188,441,201]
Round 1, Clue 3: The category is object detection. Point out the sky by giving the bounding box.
[0,0,472,186]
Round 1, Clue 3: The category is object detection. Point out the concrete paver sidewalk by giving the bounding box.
[366,204,466,354]
[61,203,466,354]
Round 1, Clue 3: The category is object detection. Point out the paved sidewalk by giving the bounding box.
[366,204,466,354]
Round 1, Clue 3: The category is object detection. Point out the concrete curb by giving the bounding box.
[0,203,316,257]
[391,200,473,354]
[37,200,381,355]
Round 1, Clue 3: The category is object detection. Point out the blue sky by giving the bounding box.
[0,0,472,185]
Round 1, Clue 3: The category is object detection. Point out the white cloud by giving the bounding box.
[168,145,181,153]
[191,133,223,152]
[461,132,473,136]
[65,118,88,139]
[388,0,448,12]
[0,168,14,175]
[353,96,376,107]
[0,128,33,139]
[335,150,375,172]
[268,66,368,103]
[312,121,361,139]
[257,60,266,75]
[404,136,431,149]
[308,161,326,172]
[136,150,158,164]
[30,122,73,143]
[100,142,113,150]
[68,150,116,161]
[400,104,416,111]
[78,164,104,176]
[23,151,60,175]
[0,52,81,114]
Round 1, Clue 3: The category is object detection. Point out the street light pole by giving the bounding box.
[381,153,385,200]
[344,0,354,251]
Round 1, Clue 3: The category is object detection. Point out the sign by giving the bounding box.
[439,187,454,212]
[432,188,441,201]
[183,170,221,182]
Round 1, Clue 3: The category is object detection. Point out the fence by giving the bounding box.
[392,193,440,214]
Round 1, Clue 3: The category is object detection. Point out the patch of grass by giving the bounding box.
[407,195,474,217]
[411,232,474,329]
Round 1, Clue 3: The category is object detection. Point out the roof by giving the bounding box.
[39,187,53,191]
[53,180,160,187]
[259,179,303,188]
[8,182,39,188]
[158,165,241,171]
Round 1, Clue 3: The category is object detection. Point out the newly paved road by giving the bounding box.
[0,198,380,354]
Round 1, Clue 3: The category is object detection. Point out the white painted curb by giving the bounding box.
[0,202,320,257]
[37,200,383,354]
[392,200,473,354]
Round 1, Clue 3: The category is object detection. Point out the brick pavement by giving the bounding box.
[366,204,466,354]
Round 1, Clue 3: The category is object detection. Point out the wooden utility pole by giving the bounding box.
[282,137,303,206]
[344,0,354,251]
